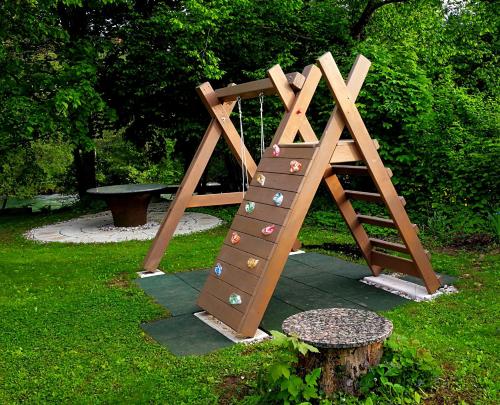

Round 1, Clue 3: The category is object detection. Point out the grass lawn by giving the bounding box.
[0,208,498,404]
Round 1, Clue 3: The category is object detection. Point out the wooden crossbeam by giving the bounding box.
[214,72,305,101]
[188,192,243,208]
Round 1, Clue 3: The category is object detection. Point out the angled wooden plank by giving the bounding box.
[143,100,236,271]
[270,64,323,145]
[197,82,258,178]
[318,52,440,293]
[268,64,317,142]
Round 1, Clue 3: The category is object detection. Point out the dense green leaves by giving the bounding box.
[1,0,498,235]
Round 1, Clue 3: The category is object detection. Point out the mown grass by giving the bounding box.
[0,208,498,404]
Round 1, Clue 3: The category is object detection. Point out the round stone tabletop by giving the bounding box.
[87,183,170,196]
[282,308,393,349]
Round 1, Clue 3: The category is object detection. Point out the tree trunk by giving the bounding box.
[298,341,384,395]
[74,147,97,201]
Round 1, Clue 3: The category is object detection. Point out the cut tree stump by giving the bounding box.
[282,308,393,395]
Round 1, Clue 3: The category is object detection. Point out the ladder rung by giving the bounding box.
[371,251,419,277]
[331,165,393,178]
[370,238,431,258]
[369,238,409,254]
[345,190,406,206]
[357,214,419,233]
[357,215,395,228]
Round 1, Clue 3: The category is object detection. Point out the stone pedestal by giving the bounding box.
[282,308,393,395]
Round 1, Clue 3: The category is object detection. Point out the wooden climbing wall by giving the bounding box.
[197,144,319,336]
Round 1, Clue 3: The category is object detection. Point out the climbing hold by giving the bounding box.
[290,160,302,173]
[256,173,266,186]
[247,258,259,269]
[229,293,242,305]
[272,144,280,157]
[261,224,276,236]
[272,192,284,207]
[245,201,255,214]
[230,231,241,244]
[214,263,222,277]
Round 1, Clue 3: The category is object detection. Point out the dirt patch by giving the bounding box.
[218,375,252,404]
[107,272,131,289]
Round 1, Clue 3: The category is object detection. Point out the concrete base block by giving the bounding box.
[137,269,165,278]
[194,311,270,344]
[361,274,458,302]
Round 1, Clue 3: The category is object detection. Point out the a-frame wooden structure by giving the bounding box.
[143,52,442,337]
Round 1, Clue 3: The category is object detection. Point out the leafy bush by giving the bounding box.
[358,336,441,404]
[243,331,328,405]
[95,130,182,186]
[243,333,441,405]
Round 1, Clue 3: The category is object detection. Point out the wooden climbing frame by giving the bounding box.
[143,52,442,337]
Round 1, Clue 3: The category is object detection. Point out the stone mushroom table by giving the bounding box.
[87,184,173,227]
[282,308,393,395]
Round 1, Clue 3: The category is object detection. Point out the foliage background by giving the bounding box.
[0,0,498,236]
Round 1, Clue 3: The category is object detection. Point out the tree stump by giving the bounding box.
[282,308,393,396]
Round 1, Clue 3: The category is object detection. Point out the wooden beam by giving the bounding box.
[188,192,243,208]
[371,251,419,277]
[345,190,406,206]
[214,72,305,101]
[369,238,410,254]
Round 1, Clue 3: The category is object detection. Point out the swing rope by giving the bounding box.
[259,92,265,158]
[237,96,249,196]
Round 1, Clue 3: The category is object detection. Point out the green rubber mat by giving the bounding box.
[137,253,454,356]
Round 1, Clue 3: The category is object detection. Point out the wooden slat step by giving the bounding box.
[278,142,319,148]
[257,157,310,176]
[218,245,267,275]
[237,199,289,225]
[369,238,409,254]
[369,238,431,258]
[358,215,419,233]
[371,251,419,277]
[223,230,275,259]
[196,292,243,331]
[357,214,396,228]
[330,165,393,178]
[345,190,406,206]
[250,172,303,193]
[263,146,316,159]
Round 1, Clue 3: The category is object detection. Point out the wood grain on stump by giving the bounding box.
[282,308,393,395]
